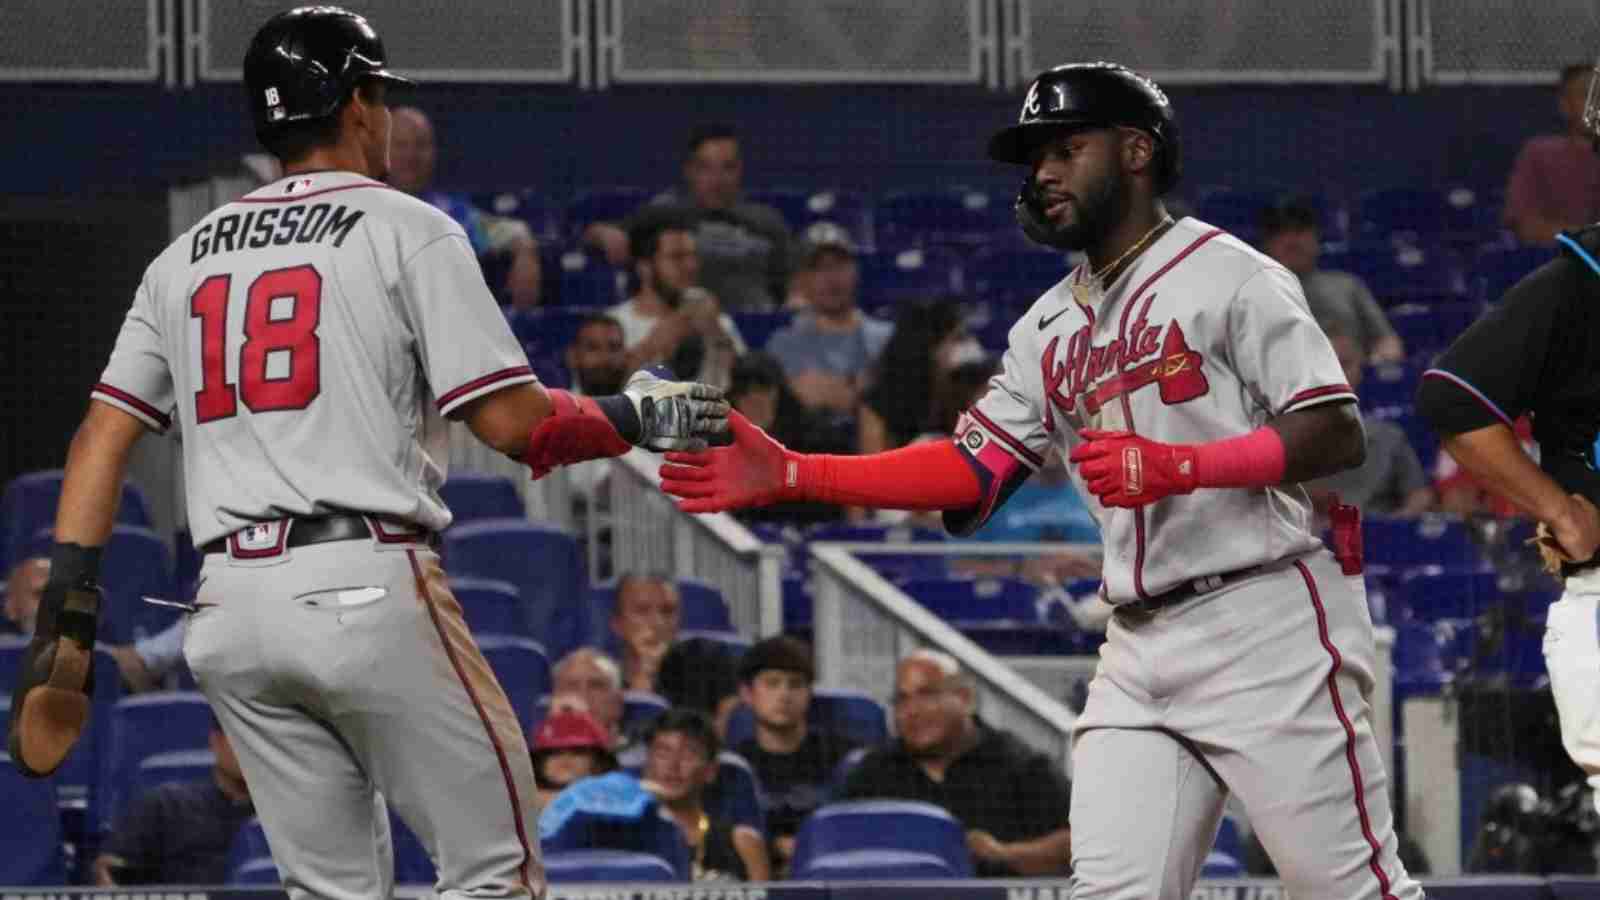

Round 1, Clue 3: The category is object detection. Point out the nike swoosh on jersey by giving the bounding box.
[1038,307,1070,330]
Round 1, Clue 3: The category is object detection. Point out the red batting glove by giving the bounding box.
[1068,429,1199,508]
[660,412,798,513]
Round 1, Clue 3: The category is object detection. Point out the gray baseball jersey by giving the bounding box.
[957,217,1356,604]
[92,171,537,545]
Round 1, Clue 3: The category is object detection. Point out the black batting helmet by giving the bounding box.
[988,62,1181,194]
[243,6,413,145]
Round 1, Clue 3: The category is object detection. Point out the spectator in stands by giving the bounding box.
[858,300,980,455]
[841,649,1073,877]
[93,715,253,886]
[585,124,792,311]
[609,215,747,390]
[5,554,169,692]
[564,313,630,397]
[1504,64,1600,245]
[657,636,743,741]
[1308,332,1435,516]
[733,637,857,873]
[641,709,770,882]
[766,223,893,415]
[610,573,682,692]
[530,708,620,808]
[552,648,628,747]
[1260,198,1405,364]
[388,107,543,309]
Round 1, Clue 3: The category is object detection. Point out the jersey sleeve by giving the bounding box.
[91,275,175,433]
[1416,257,1571,436]
[398,231,538,417]
[1227,265,1355,416]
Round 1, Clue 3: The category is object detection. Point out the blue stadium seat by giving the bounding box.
[825,746,873,800]
[476,635,552,733]
[1355,187,1457,244]
[554,249,626,307]
[391,813,437,885]
[0,635,29,697]
[1323,242,1466,305]
[783,572,813,630]
[792,800,974,878]
[807,522,950,581]
[811,689,890,746]
[1201,850,1245,878]
[856,247,962,311]
[101,691,214,831]
[1473,243,1552,304]
[797,848,960,880]
[545,849,679,883]
[1396,566,1502,621]
[101,524,180,643]
[225,817,273,880]
[799,191,876,248]
[676,578,734,633]
[443,519,583,655]
[133,749,215,798]
[1385,302,1484,360]
[1393,621,1450,696]
[623,691,670,733]
[471,188,560,241]
[1363,515,1477,569]
[506,306,602,357]
[541,804,692,880]
[1194,185,1285,245]
[730,311,793,350]
[440,473,524,525]
[565,187,655,239]
[49,647,122,820]
[229,857,281,886]
[1212,813,1244,861]
[0,755,66,886]
[1,469,151,574]
[1356,357,1422,410]
[449,576,530,640]
[877,188,1011,251]
[899,576,1041,624]
[968,247,1070,310]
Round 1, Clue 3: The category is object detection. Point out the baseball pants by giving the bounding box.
[184,532,542,899]
[1543,571,1600,815]
[1069,549,1425,900]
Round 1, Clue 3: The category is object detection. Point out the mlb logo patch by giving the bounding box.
[283,178,314,195]
[236,521,286,552]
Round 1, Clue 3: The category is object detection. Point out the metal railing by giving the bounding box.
[599,450,785,636]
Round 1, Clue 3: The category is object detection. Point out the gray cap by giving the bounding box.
[796,221,857,267]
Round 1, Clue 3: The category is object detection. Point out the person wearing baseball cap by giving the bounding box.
[732,636,859,872]
[770,222,893,416]
[530,708,619,807]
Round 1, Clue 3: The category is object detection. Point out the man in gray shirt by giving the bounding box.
[765,222,893,415]
[1261,198,1405,364]
[1309,333,1434,515]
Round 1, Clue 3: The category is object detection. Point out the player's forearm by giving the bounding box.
[999,828,1073,876]
[54,402,148,548]
[1268,402,1365,483]
[1441,424,1571,523]
[791,440,982,509]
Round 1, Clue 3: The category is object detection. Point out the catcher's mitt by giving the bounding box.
[1530,522,1577,575]
[8,581,100,777]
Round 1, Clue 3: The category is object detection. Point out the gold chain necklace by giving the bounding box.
[1071,215,1174,307]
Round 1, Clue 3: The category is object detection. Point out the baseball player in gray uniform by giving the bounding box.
[7,7,725,900]
[659,63,1423,900]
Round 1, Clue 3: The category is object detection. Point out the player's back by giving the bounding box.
[96,170,537,546]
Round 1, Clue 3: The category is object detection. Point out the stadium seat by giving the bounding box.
[1393,621,1450,696]
[1324,241,1466,305]
[229,857,281,886]
[800,191,876,248]
[623,691,670,733]
[1201,850,1245,878]
[545,849,680,883]
[564,187,655,240]
[725,689,888,749]
[1473,243,1552,304]
[900,576,1042,624]
[443,519,583,654]
[1397,566,1503,621]
[471,188,560,241]
[0,635,29,697]
[968,246,1070,310]
[1363,515,1477,569]
[1354,187,1456,244]
[541,804,692,880]
[133,749,216,798]
[825,746,873,800]
[391,813,437,885]
[440,473,524,525]
[101,524,181,642]
[49,647,123,819]
[807,522,949,581]
[792,800,974,878]
[783,572,813,631]
[1,469,151,574]
[506,306,602,356]
[676,578,734,633]
[0,754,66,886]
[225,817,273,880]
[476,635,552,732]
[1212,812,1244,861]
[877,187,1011,251]
[796,848,960,880]
[856,247,962,311]
[449,576,529,640]
[554,249,626,307]
[1385,302,1483,360]
[101,691,215,831]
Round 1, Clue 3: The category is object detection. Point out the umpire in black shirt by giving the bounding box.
[1418,219,1600,813]
[840,649,1073,876]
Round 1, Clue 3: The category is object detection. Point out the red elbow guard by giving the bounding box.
[522,390,631,480]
